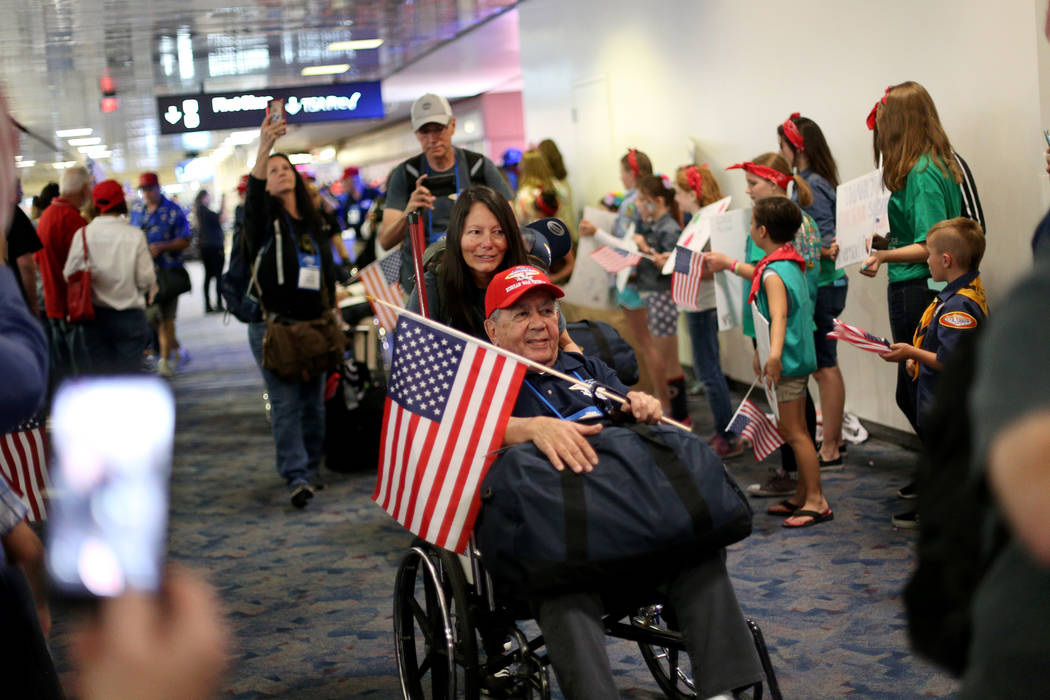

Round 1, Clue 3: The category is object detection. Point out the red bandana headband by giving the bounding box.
[627,148,640,176]
[781,113,804,151]
[685,165,705,200]
[866,86,892,130]
[726,162,793,191]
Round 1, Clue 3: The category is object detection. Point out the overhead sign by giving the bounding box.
[156,81,384,135]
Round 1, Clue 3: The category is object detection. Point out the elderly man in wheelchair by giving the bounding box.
[471,266,766,700]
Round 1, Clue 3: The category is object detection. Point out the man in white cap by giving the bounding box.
[378,93,513,293]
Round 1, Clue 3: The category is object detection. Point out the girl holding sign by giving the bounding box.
[860,82,962,434]
[580,149,674,412]
[633,174,690,423]
[718,155,821,500]
[707,197,830,528]
[674,164,742,457]
[778,114,849,468]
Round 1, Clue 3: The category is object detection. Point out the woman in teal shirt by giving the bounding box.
[860,81,962,433]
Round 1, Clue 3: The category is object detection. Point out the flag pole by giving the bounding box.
[723,378,759,432]
[369,297,692,432]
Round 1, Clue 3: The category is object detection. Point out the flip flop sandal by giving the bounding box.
[782,508,834,528]
[766,499,800,517]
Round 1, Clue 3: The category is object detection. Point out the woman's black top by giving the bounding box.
[243,175,337,321]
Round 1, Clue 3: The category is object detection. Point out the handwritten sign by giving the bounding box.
[662,196,731,275]
[750,304,780,422]
[561,206,619,309]
[709,208,750,331]
[835,169,891,269]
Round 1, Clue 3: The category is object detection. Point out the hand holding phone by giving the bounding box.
[47,378,174,599]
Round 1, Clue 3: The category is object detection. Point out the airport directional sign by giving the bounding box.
[156,81,383,135]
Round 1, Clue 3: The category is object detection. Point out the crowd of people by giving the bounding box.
[2,51,1049,694]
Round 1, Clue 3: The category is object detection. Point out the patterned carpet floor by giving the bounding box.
[46,265,959,699]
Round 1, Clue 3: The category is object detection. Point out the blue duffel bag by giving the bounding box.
[475,420,752,598]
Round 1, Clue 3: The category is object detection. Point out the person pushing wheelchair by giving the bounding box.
[480,266,765,700]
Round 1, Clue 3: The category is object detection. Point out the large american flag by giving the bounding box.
[671,246,705,310]
[359,249,404,331]
[826,318,891,354]
[727,399,784,462]
[0,415,50,522]
[590,245,642,273]
[373,315,526,553]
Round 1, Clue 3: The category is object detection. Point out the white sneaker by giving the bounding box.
[158,358,175,378]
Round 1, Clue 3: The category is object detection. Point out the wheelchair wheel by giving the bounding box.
[634,604,697,699]
[394,543,480,699]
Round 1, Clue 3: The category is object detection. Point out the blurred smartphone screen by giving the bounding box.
[46,377,174,598]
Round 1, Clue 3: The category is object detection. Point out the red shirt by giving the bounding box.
[34,197,88,319]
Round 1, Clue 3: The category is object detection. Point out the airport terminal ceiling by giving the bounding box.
[0,0,518,189]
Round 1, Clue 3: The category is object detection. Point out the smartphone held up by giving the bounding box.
[267,98,285,124]
[46,377,175,599]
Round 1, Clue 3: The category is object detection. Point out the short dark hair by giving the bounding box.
[753,197,802,244]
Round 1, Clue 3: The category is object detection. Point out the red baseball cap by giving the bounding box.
[342,166,359,181]
[92,179,125,213]
[236,174,250,192]
[484,265,565,318]
[138,172,160,188]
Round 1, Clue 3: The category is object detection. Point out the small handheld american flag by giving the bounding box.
[671,246,705,310]
[373,314,526,553]
[726,398,784,462]
[826,318,891,354]
[590,245,642,273]
[359,249,404,331]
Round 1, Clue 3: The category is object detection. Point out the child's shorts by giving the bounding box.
[641,289,678,337]
[616,284,646,311]
[775,375,809,403]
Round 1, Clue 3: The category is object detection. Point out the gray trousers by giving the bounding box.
[534,550,764,699]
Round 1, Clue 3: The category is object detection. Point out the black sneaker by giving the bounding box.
[897,481,918,500]
[892,510,919,529]
[290,484,314,508]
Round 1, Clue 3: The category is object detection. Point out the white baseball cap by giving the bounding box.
[411,93,453,132]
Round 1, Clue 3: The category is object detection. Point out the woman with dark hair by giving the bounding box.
[777,114,848,468]
[245,114,339,509]
[194,189,226,313]
[407,185,530,338]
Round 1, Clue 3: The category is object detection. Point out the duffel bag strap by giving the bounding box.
[562,469,589,561]
[627,424,714,536]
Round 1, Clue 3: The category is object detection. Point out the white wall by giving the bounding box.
[520,0,1049,432]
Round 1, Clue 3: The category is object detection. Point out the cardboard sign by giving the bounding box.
[835,168,891,269]
[750,304,780,422]
[709,208,750,331]
[662,195,731,275]
[561,206,621,309]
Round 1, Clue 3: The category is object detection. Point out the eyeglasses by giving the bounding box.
[417,123,448,137]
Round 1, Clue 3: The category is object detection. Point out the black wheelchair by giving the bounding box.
[393,534,783,699]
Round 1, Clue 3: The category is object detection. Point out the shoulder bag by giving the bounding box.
[252,216,346,382]
[66,226,94,323]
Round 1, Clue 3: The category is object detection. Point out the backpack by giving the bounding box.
[221,223,265,323]
[399,149,491,293]
[565,319,640,387]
